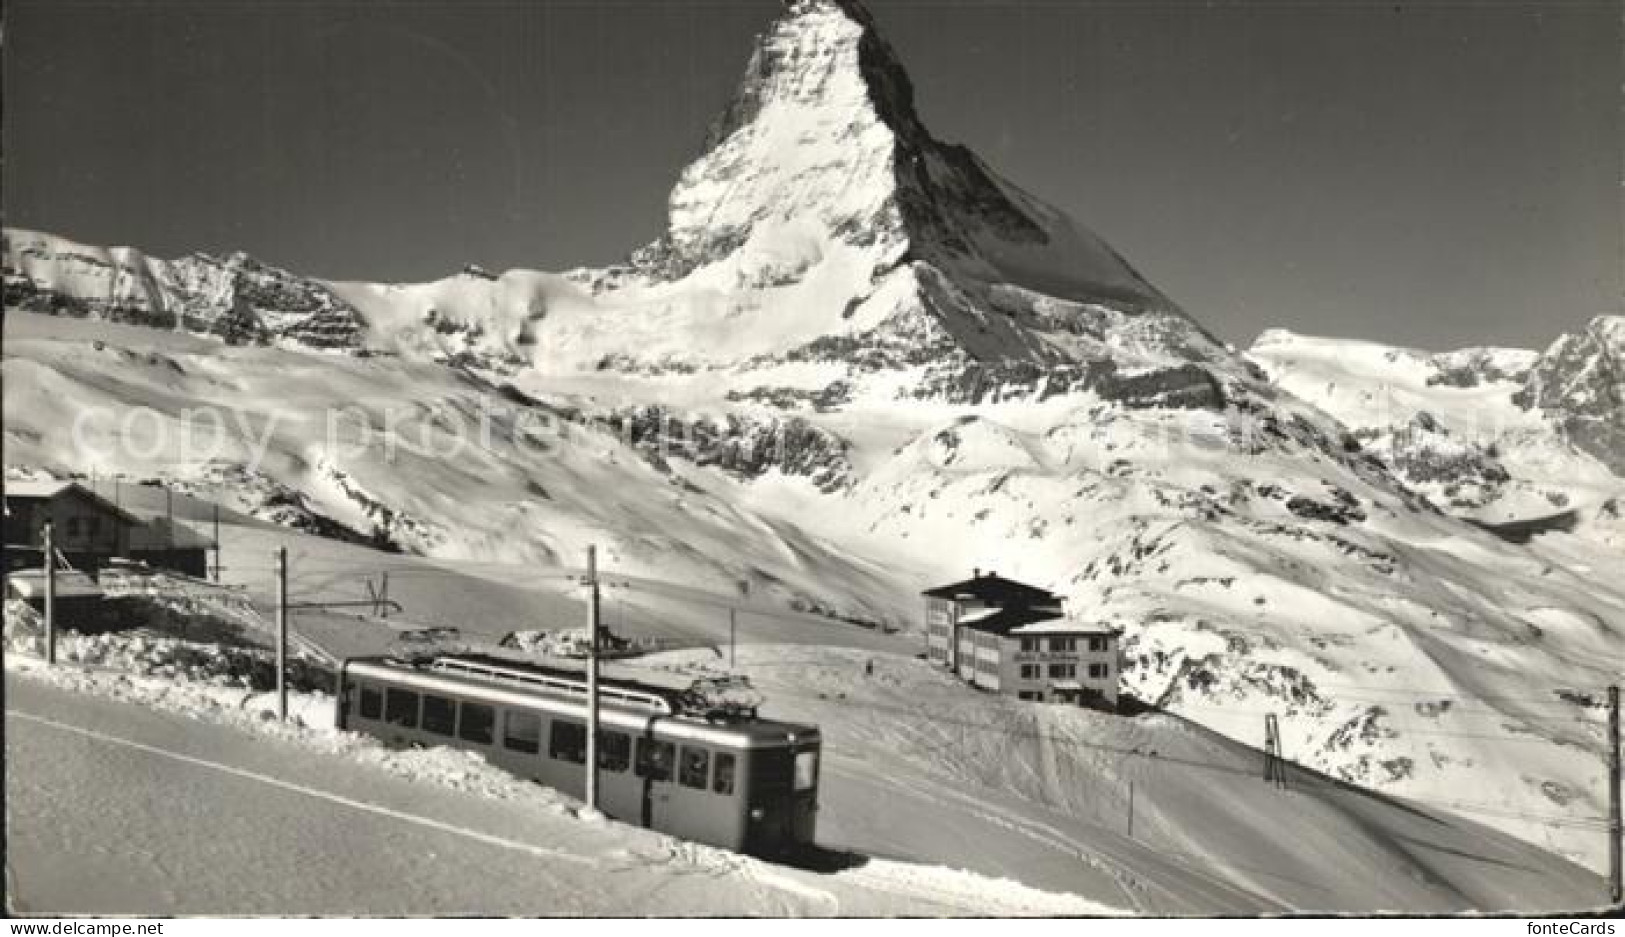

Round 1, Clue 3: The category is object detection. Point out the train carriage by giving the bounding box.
[336,655,820,857]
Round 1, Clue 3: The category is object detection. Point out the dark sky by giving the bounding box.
[4,0,1619,351]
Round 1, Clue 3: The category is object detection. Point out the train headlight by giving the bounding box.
[749,807,765,821]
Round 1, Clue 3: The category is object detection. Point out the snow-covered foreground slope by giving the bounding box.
[3,616,1606,914]
[5,669,1115,916]
[5,0,1623,883]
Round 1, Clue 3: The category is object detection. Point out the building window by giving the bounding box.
[1089,636,1109,652]
[1050,638,1076,653]
[1018,691,1043,702]
[1019,638,1038,652]
[1049,663,1076,679]
[1089,663,1109,679]
[1020,664,1040,679]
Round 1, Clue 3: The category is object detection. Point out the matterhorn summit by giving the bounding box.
[640,0,1174,312]
[558,0,1222,379]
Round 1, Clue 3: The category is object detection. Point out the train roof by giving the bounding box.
[342,653,820,747]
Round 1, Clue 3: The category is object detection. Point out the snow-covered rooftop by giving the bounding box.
[2,480,149,526]
[3,480,75,500]
[1010,619,1119,636]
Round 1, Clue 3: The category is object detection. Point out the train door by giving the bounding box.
[788,742,820,848]
[742,747,794,855]
[661,742,728,847]
[634,735,678,832]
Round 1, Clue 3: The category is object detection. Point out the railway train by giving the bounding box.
[337,654,821,857]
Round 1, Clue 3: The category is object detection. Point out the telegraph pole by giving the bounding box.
[730,580,748,671]
[585,546,601,814]
[1264,714,1285,788]
[275,547,288,721]
[1608,684,1621,905]
[212,502,221,582]
[43,522,56,665]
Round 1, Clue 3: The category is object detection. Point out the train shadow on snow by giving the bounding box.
[780,844,872,874]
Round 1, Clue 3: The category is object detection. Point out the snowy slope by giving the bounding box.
[5,0,1624,880]
[2,619,1605,914]
[1248,326,1624,540]
[6,669,1115,916]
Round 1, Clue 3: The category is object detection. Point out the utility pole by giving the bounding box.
[1274,714,1288,790]
[212,502,221,582]
[275,547,288,721]
[1264,714,1285,788]
[1608,684,1621,905]
[43,522,56,665]
[730,580,748,671]
[585,546,601,815]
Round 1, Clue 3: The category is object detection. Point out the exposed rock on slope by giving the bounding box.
[1515,316,1625,475]
[3,229,363,348]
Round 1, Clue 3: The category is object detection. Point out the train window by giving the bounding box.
[459,702,495,744]
[384,689,418,728]
[422,695,456,736]
[600,731,630,773]
[550,721,587,764]
[504,710,541,754]
[794,751,818,792]
[358,685,382,720]
[678,746,709,790]
[635,738,674,781]
[713,753,736,795]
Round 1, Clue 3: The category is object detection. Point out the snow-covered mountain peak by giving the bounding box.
[625,0,1185,342]
[6,3,1215,377]
[1516,314,1625,474]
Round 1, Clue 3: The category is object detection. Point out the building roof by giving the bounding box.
[3,479,145,525]
[4,479,76,500]
[921,571,1059,604]
[1010,619,1122,636]
[956,605,1065,636]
